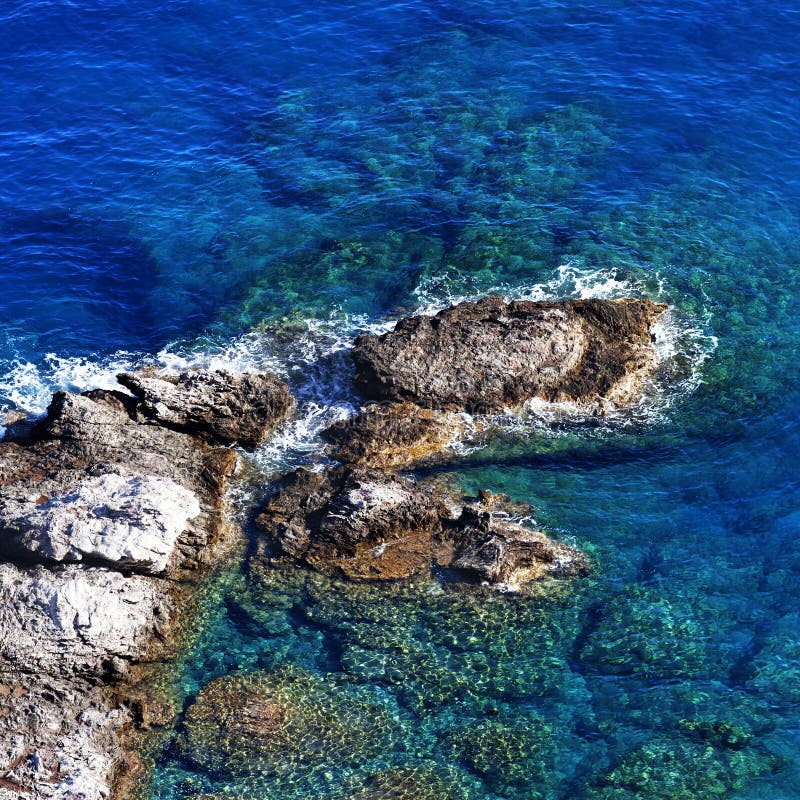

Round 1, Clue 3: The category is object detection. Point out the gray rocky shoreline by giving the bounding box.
[0,296,664,798]
[0,370,293,799]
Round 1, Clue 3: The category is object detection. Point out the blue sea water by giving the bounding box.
[3,1,800,797]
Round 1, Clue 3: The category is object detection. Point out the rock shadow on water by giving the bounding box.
[0,208,177,354]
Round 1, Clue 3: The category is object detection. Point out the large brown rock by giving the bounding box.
[118,368,295,447]
[256,466,445,581]
[352,296,666,413]
[322,402,472,470]
[255,466,588,589]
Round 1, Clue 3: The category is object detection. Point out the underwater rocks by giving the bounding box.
[0,368,294,799]
[447,714,556,798]
[322,764,474,800]
[255,466,588,590]
[587,732,784,800]
[577,584,708,679]
[352,296,666,413]
[118,368,294,447]
[180,665,395,778]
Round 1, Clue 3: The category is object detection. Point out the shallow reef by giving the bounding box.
[180,664,399,778]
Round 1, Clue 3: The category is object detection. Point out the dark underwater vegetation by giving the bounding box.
[2,0,800,797]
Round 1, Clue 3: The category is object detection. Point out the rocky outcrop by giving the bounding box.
[255,466,588,590]
[0,471,200,575]
[256,466,446,581]
[0,368,294,799]
[447,504,587,590]
[352,296,666,413]
[118,368,295,447]
[322,402,472,470]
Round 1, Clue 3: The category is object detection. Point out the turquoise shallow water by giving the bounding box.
[2,1,800,797]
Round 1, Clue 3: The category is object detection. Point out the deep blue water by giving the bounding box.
[3,1,800,798]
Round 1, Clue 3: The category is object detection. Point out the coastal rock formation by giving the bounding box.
[0,471,200,575]
[322,402,472,470]
[256,466,445,581]
[352,296,666,413]
[255,466,588,589]
[0,563,177,677]
[118,368,295,447]
[448,504,588,590]
[0,368,293,799]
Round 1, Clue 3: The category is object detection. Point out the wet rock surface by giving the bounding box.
[323,402,472,470]
[447,504,590,590]
[352,296,666,413]
[256,466,445,581]
[0,368,292,799]
[256,466,588,589]
[118,368,295,447]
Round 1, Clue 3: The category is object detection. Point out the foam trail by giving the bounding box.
[1,262,716,464]
[0,352,144,417]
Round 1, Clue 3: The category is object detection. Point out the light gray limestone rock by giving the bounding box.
[1,471,200,575]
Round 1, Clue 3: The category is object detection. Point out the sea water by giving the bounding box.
[2,1,800,797]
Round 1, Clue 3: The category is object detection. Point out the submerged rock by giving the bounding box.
[578,584,708,679]
[255,466,588,590]
[352,296,666,413]
[118,368,295,447]
[181,665,396,778]
[447,714,556,797]
[325,763,476,800]
[588,733,784,800]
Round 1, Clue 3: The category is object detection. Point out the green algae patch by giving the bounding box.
[324,763,478,800]
[588,732,785,800]
[578,584,708,679]
[246,561,587,713]
[180,664,399,778]
[446,714,557,799]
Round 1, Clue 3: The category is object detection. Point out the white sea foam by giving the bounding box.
[0,352,144,417]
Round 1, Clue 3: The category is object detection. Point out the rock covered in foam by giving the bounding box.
[0,471,200,574]
[352,296,666,413]
[118,368,295,446]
